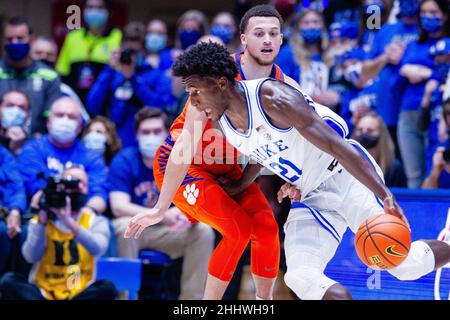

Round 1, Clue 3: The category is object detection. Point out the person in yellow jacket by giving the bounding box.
[0,166,117,300]
[56,0,122,103]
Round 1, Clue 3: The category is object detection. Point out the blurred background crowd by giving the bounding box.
[0,0,449,300]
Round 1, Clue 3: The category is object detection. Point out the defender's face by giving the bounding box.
[241,17,283,66]
[184,76,226,121]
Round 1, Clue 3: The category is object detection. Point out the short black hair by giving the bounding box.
[239,4,283,35]
[172,41,238,84]
[6,16,33,35]
[134,107,170,132]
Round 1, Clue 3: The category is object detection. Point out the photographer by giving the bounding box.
[86,31,176,148]
[0,144,27,276]
[18,97,108,214]
[0,166,117,300]
[422,98,450,189]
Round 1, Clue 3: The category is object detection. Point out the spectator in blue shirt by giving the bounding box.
[396,0,449,188]
[145,19,179,73]
[86,36,175,148]
[276,9,335,106]
[422,98,450,189]
[0,90,31,156]
[0,145,27,275]
[108,107,214,300]
[418,38,450,173]
[358,0,392,54]
[18,97,108,214]
[360,0,420,143]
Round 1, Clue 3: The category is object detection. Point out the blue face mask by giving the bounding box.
[145,33,167,53]
[435,62,450,81]
[179,30,202,49]
[301,28,322,44]
[421,16,443,34]
[210,25,234,45]
[84,8,109,28]
[399,0,420,17]
[1,106,27,128]
[4,42,30,61]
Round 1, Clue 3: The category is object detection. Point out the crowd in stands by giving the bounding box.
[0,0,449,299]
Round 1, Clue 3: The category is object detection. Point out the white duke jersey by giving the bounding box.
[218,78,349,200]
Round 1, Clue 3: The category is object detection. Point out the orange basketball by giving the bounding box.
[355,214,411,270]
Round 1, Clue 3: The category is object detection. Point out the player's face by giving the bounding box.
[184,76,227,121]
[241,17,283,66]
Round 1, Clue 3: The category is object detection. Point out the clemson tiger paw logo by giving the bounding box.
[183,184,199,205]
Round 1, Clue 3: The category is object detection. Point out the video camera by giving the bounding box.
[38,175,80,211]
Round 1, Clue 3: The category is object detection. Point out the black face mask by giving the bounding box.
[356,133,380,149]
[69,192,88,211]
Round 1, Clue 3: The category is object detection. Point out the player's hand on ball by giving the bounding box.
[383,197,410,229]
[277,183,301,203]
[124,207,166,239]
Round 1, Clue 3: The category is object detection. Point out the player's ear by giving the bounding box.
[240,33,247,47]
[218,77,228,91]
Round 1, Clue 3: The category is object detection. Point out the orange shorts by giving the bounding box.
[153,135,280,281]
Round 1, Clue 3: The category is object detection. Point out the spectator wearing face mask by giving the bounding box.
[360,0,420,145]
[86,33,175,148]
[210,12,239,53]
[55,0,122,103]
[0,166,117,300]
[339,48,379,133]
[18,97,108,215]
[0,144,27,276]
[81,116,121,168]
[0,90,31,155]
[358,0,393,54]
[396,0,449,188]
[276,9,335,106]
[145,19,177,73]
[30,36,90,123]
[352,112,407,187]
[108,108,214,300]
[0,16,62,135]
[176,10,209,51]
[419,38,450,173]
[327,21,359,112]
[423,98,450,189]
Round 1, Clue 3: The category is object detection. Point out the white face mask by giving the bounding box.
[344,62,363,86]
[49,116,79,144]
[83,131,107,153]
[1,106,27,128]
[138,134,165,158]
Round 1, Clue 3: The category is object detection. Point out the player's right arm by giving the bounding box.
[124,102,208,239]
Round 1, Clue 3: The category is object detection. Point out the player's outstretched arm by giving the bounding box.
[260,80,408,225]
[124,102,208,239]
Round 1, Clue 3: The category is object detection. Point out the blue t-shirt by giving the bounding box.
[0,145,27,212]
[18,135,108,201]
[107,147,159,207]
[367,21,419,126]
[425,88,444,172]
[398,38,440,112]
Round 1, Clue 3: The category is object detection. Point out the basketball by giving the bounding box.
[355,214,411,270]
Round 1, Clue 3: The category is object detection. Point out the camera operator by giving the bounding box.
[423,98,450,189]
[0,144,27,276]
[86,27,176,148]
[0,166,117,300]
[18,97,108,214]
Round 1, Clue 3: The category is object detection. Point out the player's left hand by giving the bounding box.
[277,183,302,203]
[383,197,410,229]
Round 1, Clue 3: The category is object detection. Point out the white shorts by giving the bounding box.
[283,141,385,298]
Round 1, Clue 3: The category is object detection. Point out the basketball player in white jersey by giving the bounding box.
[126,42,450,300]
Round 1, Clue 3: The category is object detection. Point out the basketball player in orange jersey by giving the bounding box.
[124,5,300,300]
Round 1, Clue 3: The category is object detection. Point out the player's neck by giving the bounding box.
[240,51,273,79]
[224,84,249,131]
